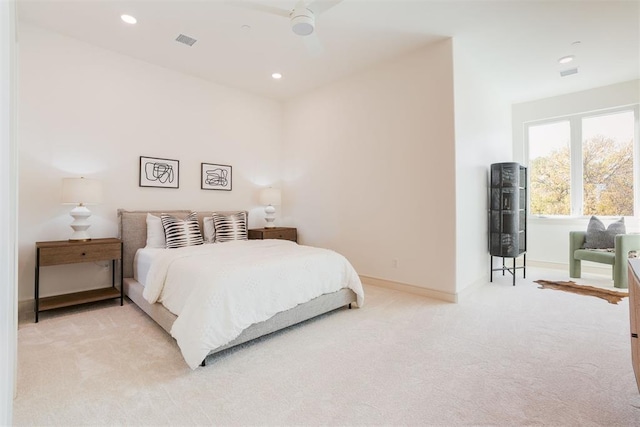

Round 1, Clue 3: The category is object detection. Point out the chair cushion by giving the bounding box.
[574,249,616,265]
[583,216,625,249]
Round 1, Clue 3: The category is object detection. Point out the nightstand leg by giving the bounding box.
[119,242,124,306]
[35,266,40,323]
[34,255,40,323]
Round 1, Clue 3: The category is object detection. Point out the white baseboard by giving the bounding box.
[18,300,33,322]
[359,275,457,303]
[527,260,612,276]
[456,274,491,299]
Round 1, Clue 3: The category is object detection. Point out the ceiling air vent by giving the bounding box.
[176,34,197,46]
[560,67,578,77]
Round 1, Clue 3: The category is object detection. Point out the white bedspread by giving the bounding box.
[141,239,364,369]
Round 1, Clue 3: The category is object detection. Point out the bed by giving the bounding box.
[117,209,364,369]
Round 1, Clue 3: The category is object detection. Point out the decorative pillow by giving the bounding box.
[145,213,166,248]
[583,216,625,249]
[202,216,215,243]
[160,212,204,249]
[212,211,248,243]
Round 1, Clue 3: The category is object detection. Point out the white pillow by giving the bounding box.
[203,216,215,243]
[145,213,166,248]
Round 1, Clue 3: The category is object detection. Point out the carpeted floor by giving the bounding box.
[13,267,640,425]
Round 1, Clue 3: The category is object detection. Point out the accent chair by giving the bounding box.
[569,231,640,289]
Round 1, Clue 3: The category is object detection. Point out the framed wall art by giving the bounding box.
[139,156,179,189]
[201,163,232,191]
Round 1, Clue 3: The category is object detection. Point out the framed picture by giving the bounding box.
[139,156,179,189]
[201,163,232,191]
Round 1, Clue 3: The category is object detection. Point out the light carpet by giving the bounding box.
[14,267,640,426]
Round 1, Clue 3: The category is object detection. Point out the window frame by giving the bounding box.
[524,104,640,219]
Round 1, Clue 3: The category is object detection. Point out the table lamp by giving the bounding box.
[61,177,102,241]
[259,187,281,228]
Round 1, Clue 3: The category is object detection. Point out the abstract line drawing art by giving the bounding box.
[201,163,232,191]
[139,156,179,189]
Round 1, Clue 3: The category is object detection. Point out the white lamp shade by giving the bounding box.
[62,178,102,205]
[259,187,281,206]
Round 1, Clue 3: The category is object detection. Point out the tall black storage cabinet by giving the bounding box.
[489,162,527,285]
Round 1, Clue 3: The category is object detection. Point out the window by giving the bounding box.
[526,106,638,217]
[582,111,634,216]
[528,120,571,215]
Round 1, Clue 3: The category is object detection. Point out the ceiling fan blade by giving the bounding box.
[302,32,324,56]
[233,1,290,18]
[308,0,344,15]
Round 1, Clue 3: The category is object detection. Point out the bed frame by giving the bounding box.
[117,209,357,365]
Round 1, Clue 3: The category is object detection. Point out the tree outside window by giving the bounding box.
[529,121,571,215]
[527,108,636,217]
[582,111,634,216]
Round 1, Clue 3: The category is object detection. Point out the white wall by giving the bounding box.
[282,40,457,298]
[18,24,284,303]
[452,38,514,292]
[1,1,17,424]
[512,80,640,268]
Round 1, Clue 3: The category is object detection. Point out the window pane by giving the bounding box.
[582,111,634,216]
[528,121,571,215]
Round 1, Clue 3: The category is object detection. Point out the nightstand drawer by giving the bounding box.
[248,227,297,242]
[265,229,297,241]
[39,242,121,266]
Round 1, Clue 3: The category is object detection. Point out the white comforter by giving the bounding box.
[142,239,364,369]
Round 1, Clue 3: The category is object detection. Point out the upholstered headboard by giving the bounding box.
[117,209,248,278]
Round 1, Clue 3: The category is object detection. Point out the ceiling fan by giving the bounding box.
[238,0,344,54]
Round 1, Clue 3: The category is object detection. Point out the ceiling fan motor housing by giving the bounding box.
[290,7,315,36]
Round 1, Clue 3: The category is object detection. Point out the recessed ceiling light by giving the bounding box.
[241,25,251,31]
[272,73,282,79]
[558,55,575,64]
[121,14,137,24]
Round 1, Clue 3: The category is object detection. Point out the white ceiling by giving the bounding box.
[17,0,640,103]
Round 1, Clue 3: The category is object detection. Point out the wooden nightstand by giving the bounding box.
[248,227,297,243]
[34,238,123,322]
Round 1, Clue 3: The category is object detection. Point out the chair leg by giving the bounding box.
[569,257,581,278]
[614,260,629,289]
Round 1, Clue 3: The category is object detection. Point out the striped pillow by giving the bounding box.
[160,212,204,249]
[212,211,248,243]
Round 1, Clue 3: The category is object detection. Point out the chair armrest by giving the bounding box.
[570,231,587,253]
[616,234,640,258]
[614,234,640,288]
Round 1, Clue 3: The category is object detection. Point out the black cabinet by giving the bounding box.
[489,162,527,285]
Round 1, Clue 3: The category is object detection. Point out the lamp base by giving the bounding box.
[264,204,276,228]
[69,205,93,241]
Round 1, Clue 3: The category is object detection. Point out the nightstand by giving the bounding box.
[248,227,297,243]
[34,238,123,322]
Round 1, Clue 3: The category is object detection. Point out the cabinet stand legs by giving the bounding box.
[490,254,526,286]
